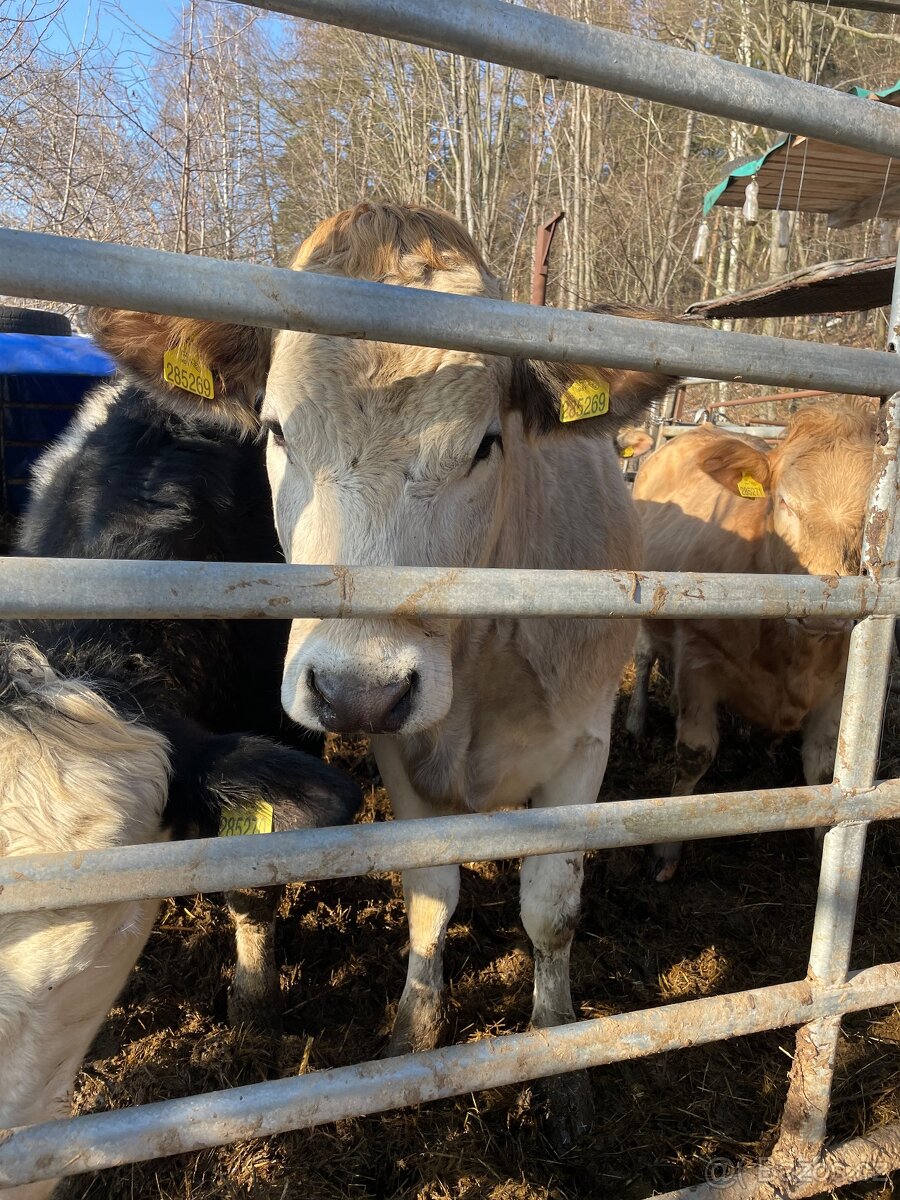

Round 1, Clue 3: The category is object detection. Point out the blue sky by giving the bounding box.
[39,1,185,58]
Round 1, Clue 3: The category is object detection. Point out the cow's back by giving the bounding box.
[632,422,853,736]
[12,383,301,745]
[633,427,767,575]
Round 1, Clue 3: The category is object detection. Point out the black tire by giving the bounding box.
[0,305,71,336]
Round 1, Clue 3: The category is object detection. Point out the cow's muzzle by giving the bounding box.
[307,668,417,734]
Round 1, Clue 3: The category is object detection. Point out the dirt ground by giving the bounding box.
[59,664,900,1200]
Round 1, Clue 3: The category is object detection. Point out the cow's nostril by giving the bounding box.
[307,668,325,702]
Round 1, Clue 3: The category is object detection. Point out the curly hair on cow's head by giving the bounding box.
[291,201,501,296]
[784,397,878,447]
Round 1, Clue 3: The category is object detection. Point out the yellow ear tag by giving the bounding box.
[559,378,610,424]
[737,472,766,499]
[163,342,215,400]
[620,445,634,458]
[219,799,274,838]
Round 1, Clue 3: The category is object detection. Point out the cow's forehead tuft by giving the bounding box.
[290,201,500,294]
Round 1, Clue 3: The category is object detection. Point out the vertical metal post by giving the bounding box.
[529,211,565,305]
[774,254,900,1166]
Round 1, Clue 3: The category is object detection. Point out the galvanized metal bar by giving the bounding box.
[654,1120,900,1198]
[2,964,900,1190]
[661,423,785,440]
[773,386,900,1161]
[0,558,894,622]
[3,779,900,916]
[2,229,900,396]
[244,0,900,159]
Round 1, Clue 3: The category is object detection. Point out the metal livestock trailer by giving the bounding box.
[1,2,900,1196]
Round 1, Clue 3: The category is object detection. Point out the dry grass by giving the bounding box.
[58,676,900,1200]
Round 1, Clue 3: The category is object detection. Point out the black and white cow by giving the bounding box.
[0,320,360,1184]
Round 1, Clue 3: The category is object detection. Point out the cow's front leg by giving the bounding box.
[388,863,460,1053]
[522,733,610,1151]
[802,687,843,847]
[374,737,460,1056]
[625,625,654,742]
[225,885,283,1033]
[802,687,842,787]
[652,655,718,882]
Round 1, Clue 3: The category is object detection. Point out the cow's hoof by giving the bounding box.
[652,857,680,883]
[385,984,444,1056]
[227,985,283,1037]
[648,842,682,883]
[533,1069,594,1153]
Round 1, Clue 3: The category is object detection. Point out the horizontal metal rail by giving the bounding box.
[705,389,833,409]
[2,963,899,1189]
[2,779,898,915]
[0,558,895,621]
[2,230,900,396]
[247,0,900,159]
[660,422,786,440]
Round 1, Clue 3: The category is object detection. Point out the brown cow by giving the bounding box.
[627,402,877,881]
[91,201,680,1148]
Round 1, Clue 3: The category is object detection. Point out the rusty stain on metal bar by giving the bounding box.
[692,388,831,411]
[2,779,900,917]
[0,557,899,622]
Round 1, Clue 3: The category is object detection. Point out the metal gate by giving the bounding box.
[1,2,900,1196]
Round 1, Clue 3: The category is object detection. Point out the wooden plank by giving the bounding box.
[684,256,896,320]
[828,180,900,228]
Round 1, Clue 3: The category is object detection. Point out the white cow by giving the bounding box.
[91,201,678,1147]
[0,644,169,1199]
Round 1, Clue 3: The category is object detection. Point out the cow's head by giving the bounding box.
[262,203,678,735]
[92,202,678,736]
[695,401,877,581]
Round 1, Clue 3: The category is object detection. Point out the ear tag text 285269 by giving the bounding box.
[219,799,274,838]
[163,342,215,400]
[559,379,610,424]
[737,472,766,499]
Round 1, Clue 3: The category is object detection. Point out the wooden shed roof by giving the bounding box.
[703,82,900,227]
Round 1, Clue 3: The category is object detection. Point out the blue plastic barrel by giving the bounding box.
[0,321,115,518]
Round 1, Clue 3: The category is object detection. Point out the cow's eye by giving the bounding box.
[262,418,285,448]
[471,432,502,468]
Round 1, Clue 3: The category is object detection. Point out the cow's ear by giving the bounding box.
[88,308,271,434]
[506,303,681,440]
[616,426,655,458]
[697,435,772,498]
